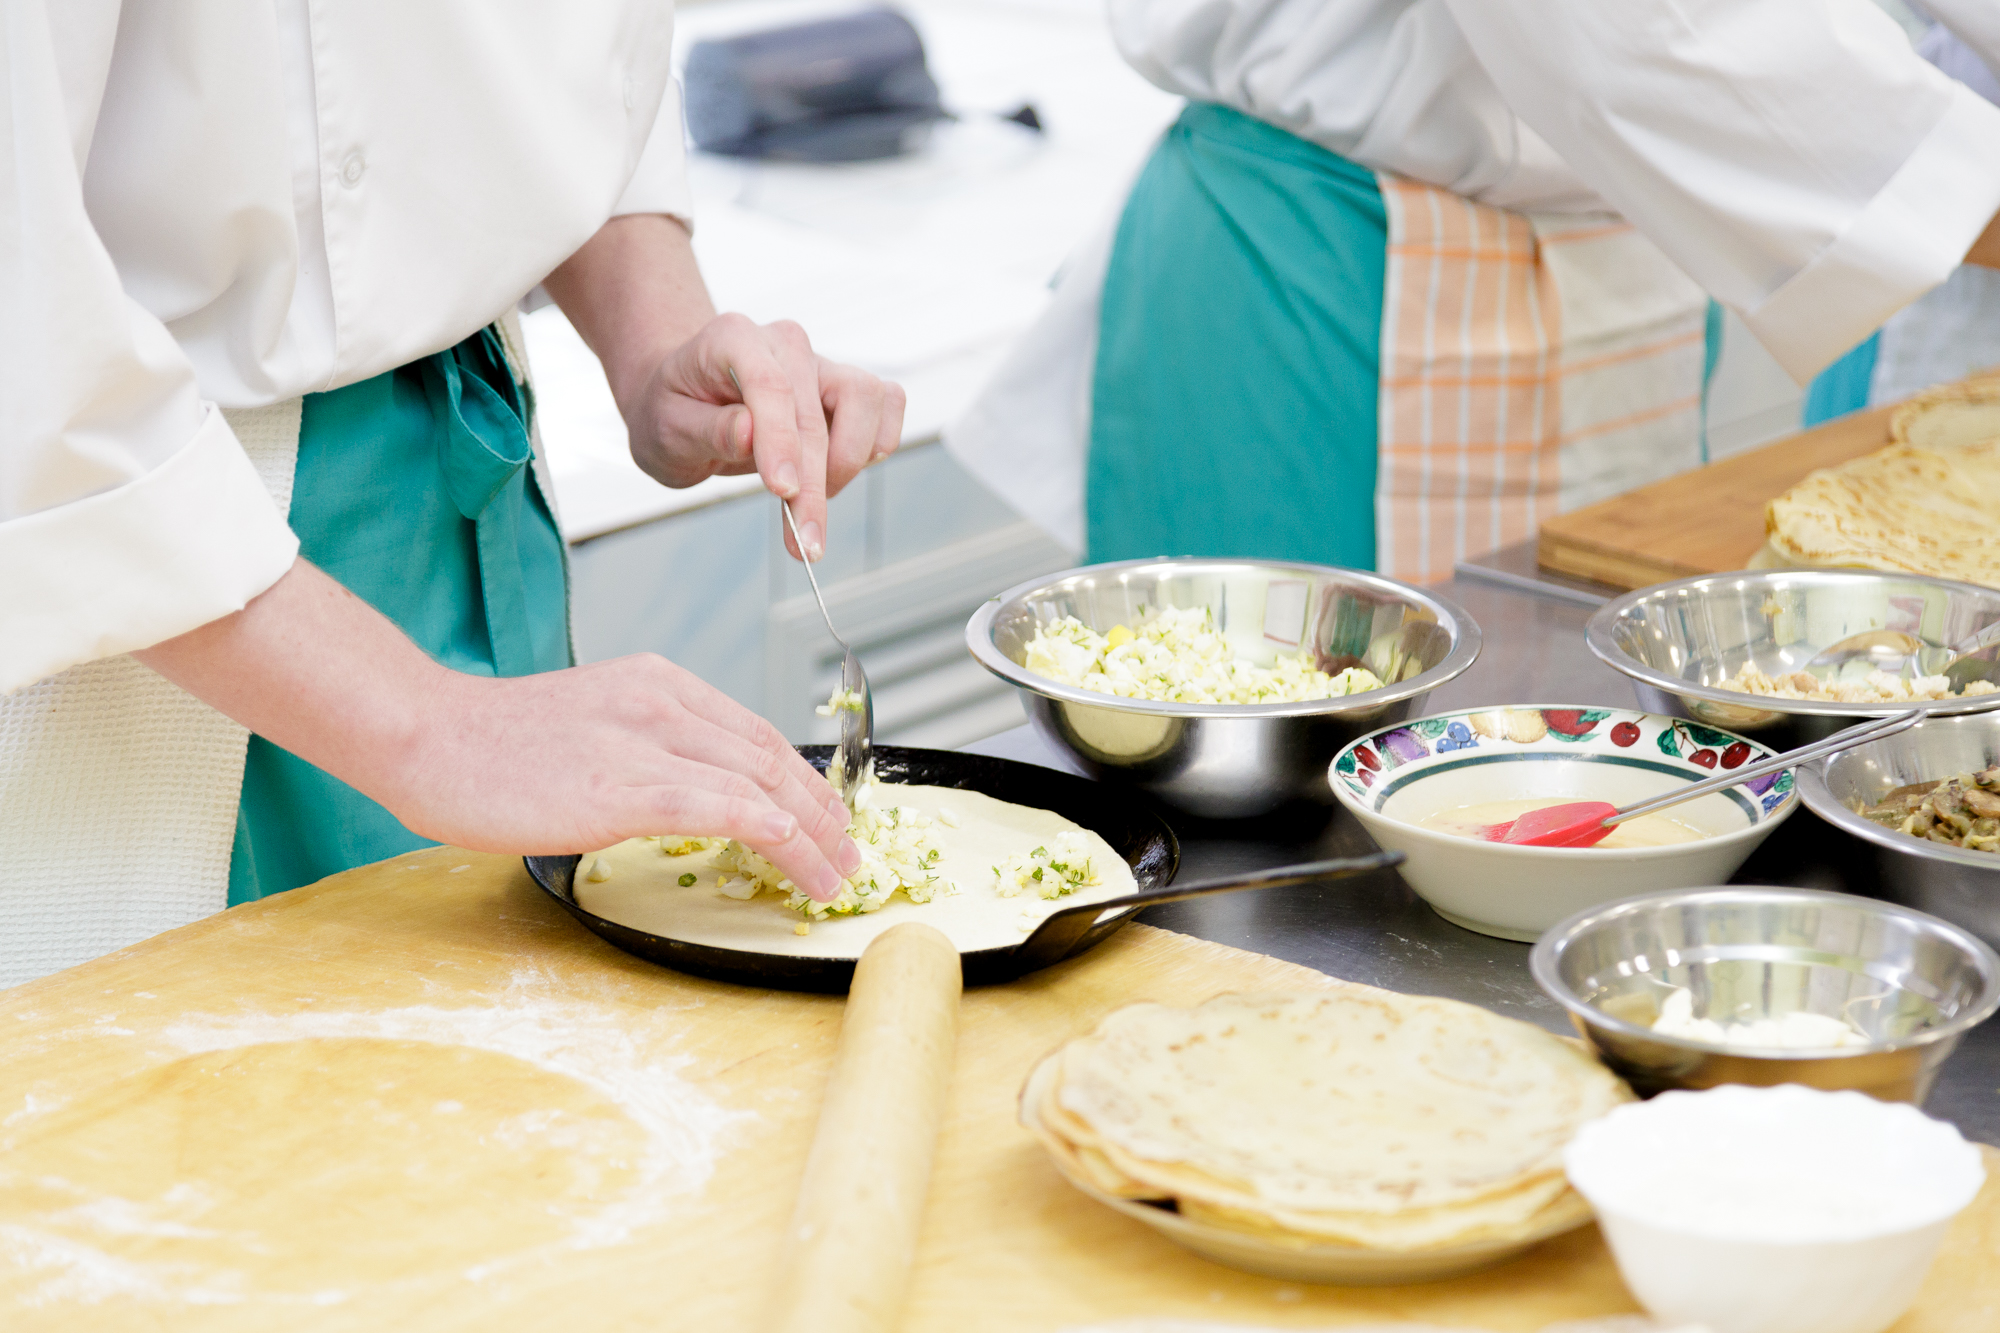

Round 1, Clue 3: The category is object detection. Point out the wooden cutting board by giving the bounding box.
[1,845,1995,1332]
[1536,404,1895,590]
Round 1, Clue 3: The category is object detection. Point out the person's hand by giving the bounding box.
[389,653,862,900]
[137,561,862,902]
[621,314,906,562]
[542,214,906,563]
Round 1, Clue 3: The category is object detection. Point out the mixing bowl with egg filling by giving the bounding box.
[967,558,1480,818]
[1331,707,1797,940]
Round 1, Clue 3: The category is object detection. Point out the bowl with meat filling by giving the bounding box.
[1802,709,2000,948]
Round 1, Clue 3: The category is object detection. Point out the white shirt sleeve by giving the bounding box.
[0,4,298,694]
[1107,0,1606,213]
[1443,0,2000,382]
[612,75,697,224]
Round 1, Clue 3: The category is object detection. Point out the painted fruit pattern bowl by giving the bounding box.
[1333,707,1795,821]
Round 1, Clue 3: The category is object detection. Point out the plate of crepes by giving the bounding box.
[1019,990,1635,1284]
[1757,376,2000,590]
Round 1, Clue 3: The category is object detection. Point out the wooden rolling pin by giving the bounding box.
[759,923,963,1333]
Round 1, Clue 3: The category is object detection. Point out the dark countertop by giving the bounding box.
[964,569,2000,1142]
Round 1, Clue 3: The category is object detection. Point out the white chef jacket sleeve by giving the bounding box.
[1107,0,1605,212]
[612,76,697,225]
[1444,0,2000,383]
[0,6,299,694]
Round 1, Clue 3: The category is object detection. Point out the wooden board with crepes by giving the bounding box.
[1537,373,2000,591]
[1,846,1996,1332]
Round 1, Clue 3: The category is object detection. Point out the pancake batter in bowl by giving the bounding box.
[1416,799,1707,849]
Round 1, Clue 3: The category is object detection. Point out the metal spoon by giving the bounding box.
[1807,619,2000,689]
[1480,705,1941,847]
[781,499,873,806]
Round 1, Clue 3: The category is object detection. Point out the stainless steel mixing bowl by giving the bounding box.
[1586,569,2000,747]
[964,558,1481,818]
[1531,886,2000,1104]
[1801,708,2000,948]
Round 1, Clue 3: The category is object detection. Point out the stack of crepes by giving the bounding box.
[1762,377,2000,588]
[1019,991,1634,1253]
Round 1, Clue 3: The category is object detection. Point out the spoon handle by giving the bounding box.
[780,500,848,653]
[1606,708,1930,825]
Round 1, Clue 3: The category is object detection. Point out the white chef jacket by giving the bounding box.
[1109,0,2000,382]
[1,2,694,695]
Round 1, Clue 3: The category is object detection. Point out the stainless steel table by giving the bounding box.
[964,573,2000,1142]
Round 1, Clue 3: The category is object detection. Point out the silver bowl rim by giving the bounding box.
[1584,567,2000,720]
[1329,704,1802,854]
[1798,724,2000,876]
[964,556,1483,719]
[1529,884,2000,1058]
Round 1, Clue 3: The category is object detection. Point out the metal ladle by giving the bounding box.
[781,499,873,806]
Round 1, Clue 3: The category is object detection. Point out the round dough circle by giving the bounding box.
[0,1038,649,1296]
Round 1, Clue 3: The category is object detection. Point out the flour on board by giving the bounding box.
[0,997,747,1307]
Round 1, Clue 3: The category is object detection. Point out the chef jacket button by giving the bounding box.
[340,153,366,187]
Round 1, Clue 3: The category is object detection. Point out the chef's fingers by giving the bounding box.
[687,314,807,526]
[633,782,848,903]
[874,376,906,464]
[818,360,885,498]
[657,664,842,822]
[759,320,830,563]
[666,710,857,867]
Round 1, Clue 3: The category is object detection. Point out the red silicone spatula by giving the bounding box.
[1478,802,1620,847]
[1473,705,1949,848]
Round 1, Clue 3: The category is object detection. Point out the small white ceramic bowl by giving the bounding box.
[1565,1085,1985,1333]
[1331,706,1798,940]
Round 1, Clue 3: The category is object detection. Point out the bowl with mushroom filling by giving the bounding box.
[967,558,1480,818]
[1801,708,2000,947]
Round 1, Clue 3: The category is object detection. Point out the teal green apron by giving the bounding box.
[227,326,571,904]
[1803,334,1881,428]
[1087,102,1387,568]
[1089,102,1727,568]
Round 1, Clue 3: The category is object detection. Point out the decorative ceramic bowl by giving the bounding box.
[1330,706,1799,940]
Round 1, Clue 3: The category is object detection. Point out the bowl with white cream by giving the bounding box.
[1330,706,1797,939]
[1532,886,2000,1103]
[1565,1085,1986,1333]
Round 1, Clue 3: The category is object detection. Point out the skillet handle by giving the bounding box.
[1011,851,1404,972]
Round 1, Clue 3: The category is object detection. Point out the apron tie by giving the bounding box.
[417,326,542,679]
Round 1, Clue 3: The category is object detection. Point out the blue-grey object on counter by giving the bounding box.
[684,8,947,162]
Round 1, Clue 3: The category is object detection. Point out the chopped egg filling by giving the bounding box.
[647,773,963,921]
[993,833,1100,900]
[1024,606,1383,705]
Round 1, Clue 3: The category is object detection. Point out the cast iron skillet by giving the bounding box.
[525,745,1402,992]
